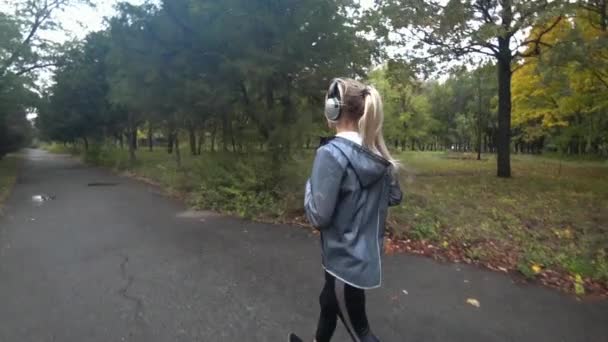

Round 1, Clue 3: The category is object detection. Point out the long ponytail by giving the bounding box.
[358,85,399,172]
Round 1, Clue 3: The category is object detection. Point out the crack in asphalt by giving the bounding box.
[118,255,149,340]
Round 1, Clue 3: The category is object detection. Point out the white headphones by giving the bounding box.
[324,79,343,121]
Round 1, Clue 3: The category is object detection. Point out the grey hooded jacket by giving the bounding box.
[304,137,403,289]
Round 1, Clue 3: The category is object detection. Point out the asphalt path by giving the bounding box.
[0,149,606,342]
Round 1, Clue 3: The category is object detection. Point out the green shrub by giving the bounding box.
[517,261,536,279]
[410,218,440,240]
[594,250,608,282]
[190,152,306,219]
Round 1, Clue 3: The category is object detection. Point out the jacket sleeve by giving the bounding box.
[388,173,403,207]
[304,147,344,229]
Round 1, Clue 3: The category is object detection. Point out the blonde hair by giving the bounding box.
[330,78,399,171]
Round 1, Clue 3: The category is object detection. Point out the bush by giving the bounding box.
[410,218,440,240]
[190,152,308,219]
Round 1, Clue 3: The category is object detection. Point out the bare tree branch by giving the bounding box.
[590,68,608,89]
[473,0,495,24]
[420,32,497,58]
[513,15,562,59]
[0,0,66,77]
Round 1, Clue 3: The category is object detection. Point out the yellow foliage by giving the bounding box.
[512,11,608,144]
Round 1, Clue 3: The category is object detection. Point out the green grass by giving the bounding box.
[42,142,82,155]
[0,156,18,213]
[51,143,608,283]
[392,151,608,283]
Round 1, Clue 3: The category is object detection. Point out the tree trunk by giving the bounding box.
[131,128,137,151]
[197,129,205,155]
[222,115,230,151]
[230,124,237,152]
[210,125,217,152]
[477,73,483,160]
[174,133,181,168]
[188,124,197,156]
[483,134,487,153]
[118,133,124,149]
[148,124,153,152]
[496,42,512,177]
[167,130,174,154]
[128,123,136,165]
[83,137,89,151]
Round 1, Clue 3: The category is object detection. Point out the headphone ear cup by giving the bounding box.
[325,97,341,121]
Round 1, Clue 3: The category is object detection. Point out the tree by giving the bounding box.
[38,32,114,148]
[0,73,36,158]
[375,0,567,177]
[1,0,91,157]
[1,0,91,79]
[512,10,608,155]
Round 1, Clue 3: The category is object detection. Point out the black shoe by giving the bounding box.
[288,333,303,342]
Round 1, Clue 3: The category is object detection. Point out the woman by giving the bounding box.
[292,78,403,342]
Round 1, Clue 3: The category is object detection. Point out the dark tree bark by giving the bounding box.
[230,123,237,152]
[496,39,512,177]
[222,115,229,151]
[167,130,174,154]
[477,73,483,160]
[188,124,197,156]
[127,120,136,165]
[131,128,137,151]
[197,129,205,155]
[210,125,217,152]
[83,136,89,151]
[174,132,181,168]
[147,125,153,152]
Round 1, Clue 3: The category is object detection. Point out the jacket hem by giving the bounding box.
[322,266,381,290]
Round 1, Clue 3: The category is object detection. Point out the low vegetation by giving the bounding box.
[391,152,608,290]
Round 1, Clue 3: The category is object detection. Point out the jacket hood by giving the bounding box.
[329,137,390,188]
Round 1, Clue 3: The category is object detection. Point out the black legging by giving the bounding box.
[315,272,380,342]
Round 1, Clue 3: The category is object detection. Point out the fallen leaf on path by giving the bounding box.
[402,289,408,295]
[574,274,585,296]
[466,298,480,308]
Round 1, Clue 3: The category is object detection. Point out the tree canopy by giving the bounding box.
[1,0,605,164]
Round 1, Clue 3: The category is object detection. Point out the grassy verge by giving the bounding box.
[0,156,18,213]
[46,144,310,220]
[390,152,608,294]
[47,143,608,294]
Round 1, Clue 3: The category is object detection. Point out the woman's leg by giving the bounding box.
[333,278,380,342]
[315,272,339,342]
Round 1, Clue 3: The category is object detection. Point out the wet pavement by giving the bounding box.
[0,149,607,342]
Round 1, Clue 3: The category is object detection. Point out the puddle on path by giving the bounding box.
[32,194,55,204]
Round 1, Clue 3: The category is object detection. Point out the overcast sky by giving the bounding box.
[2,0,376,43]
[2,0,376,44]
